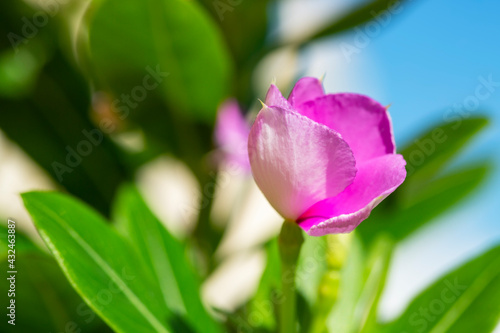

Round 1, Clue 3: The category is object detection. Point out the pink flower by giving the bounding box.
[214,99,251,171]
[248,77,407,236]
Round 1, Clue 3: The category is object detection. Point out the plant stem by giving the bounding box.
[278,220,304,333]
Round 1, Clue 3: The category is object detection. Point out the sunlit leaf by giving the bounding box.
[112,184,222,333]
[357,236,394,333]
[22,191,174,333]
[382,243,500,333]
[0,224,110,333]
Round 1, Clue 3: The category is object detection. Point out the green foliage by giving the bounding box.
[383,244,500,333]
[112,185,222,333]
[245,240,281,332]
[22,191,174,333]
[304,0,417,44]
[88,0,232,123]
[0,225,110,333]
[2,0,497,331]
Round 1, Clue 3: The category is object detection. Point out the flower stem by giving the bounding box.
[278,220,304,333]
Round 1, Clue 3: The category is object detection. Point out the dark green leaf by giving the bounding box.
[88,0,232,122]
[197,0,270,105]
[112,184,222,333]
[0,222,38,253]
[0,223,111,333]
[1,252,111,333]
[304,0,416,44]
[22,191,173,333]
[383,243,500,333]
[0,49,129,216]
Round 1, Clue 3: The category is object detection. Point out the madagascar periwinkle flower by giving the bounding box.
[214,99,251,171]
[248,77,407,236]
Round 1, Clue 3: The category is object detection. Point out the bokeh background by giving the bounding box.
[0,0,499,332]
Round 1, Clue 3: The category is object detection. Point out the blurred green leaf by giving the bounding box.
[0,49,129,216]
[22,191,174,333]
[0,45,45,98]
[382,243,500,333]
[198,0,269,105]
[112,184,222,333]
[357,236,394,333]
[400,117,488,191]
[304,0,415,44]
[0,222,38,252]
[311,235,393,333]
[245,240,281,332]
[88,0,232,123]
[359,163,491,243]
[1,252,111,333]
[297,291,313,333]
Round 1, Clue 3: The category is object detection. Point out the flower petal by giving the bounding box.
[297,154,406,236]
[296,94,396,163]
[288,77,325,107]
[265,84,292,110]
[214,99,250,170]
[248,106,356,220]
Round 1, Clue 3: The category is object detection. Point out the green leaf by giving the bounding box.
[0,49,129,216]
[0,222,39,253]
[245,239,281,332]
[304,0,416,44]
[400,117,488,189]
[383,243,500,333]
[0,223,111,333]
[359,163,491,243]
[357,236,394,333]
[197,0,270,105]
[88,0,232,122]
[22,191,173,333]
[112,184,222,333]
[1,252,111,333]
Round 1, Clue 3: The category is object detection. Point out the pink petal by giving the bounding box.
[248,106,357,220]
[297,154,406,236]
[214,99,251,170]
[265,84,292,110]
[296,94,396,163]
[288,77,325,107]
